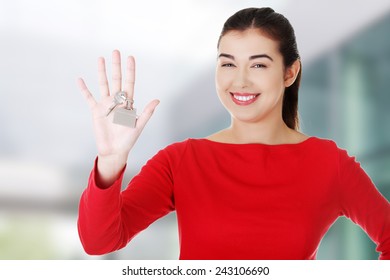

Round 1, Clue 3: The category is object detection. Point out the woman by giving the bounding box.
[77,7,390,259]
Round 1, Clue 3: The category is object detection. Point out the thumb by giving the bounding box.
[136,99,160,129]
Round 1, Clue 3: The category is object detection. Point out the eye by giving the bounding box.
[252,63,266,68]
[221,63,235,67]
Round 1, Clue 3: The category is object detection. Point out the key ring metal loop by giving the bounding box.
[125,98,134,110]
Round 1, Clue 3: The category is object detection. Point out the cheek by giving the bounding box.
[262,69,285,92]
[215,69,230,93]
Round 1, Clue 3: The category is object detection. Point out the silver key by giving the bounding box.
[106,91,126,117]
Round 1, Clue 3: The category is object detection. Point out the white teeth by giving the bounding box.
[233,94,257,101]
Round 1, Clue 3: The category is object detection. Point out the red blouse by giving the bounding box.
[77,137,390,259]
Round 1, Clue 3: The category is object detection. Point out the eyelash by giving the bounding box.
[253,64,266,68]
[220,63,267,68]
[221,63,235,67]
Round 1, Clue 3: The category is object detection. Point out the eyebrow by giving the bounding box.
[218,53,274,62]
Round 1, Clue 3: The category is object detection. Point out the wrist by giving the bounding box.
[96,153,128,188]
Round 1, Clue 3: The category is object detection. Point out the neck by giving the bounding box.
[228,117,295,145]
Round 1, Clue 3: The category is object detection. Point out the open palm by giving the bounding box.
[78,50,159,159]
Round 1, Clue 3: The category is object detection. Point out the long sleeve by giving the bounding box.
[77,144,180,255]
[337,148,390,259]
[77,158,127,254]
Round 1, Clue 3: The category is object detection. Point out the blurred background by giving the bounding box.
[0,0,389,259]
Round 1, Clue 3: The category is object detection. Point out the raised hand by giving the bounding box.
[78,50,159,187]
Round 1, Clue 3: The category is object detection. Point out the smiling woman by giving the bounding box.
[77,7,390,260]
[217,7,301,129]
[213,28,301,143]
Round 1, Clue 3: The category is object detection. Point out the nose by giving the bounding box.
[233,67,251,88]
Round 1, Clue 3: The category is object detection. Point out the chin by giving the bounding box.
[231,113,264,124]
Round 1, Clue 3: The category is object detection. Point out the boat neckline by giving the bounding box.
[190,136,318,147]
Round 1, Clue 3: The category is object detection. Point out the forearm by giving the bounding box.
[78,144,177,256]
[78,159,129,255]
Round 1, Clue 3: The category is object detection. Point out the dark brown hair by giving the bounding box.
[218,7,301,130]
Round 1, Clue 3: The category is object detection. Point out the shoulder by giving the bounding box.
[307,137,359,167]
[162,139,191,154]
[303,137,349,166]
[307,136,340,151]
[154,139,193,164]
[139,140,192,176]
[158,138,227,166]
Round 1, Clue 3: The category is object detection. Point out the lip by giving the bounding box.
[230,92,261,106]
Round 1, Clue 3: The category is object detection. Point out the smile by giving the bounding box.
[230,92,260,106]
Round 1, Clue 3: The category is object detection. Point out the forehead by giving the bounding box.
[218,29,280,57]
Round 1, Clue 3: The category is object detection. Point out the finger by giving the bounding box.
[136,99,160,129]
[77,77,97,109]
[124,56,135,101]
[111,50,122,94]
[98,57,110,97]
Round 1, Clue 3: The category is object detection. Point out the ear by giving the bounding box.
[284,59,301,87]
